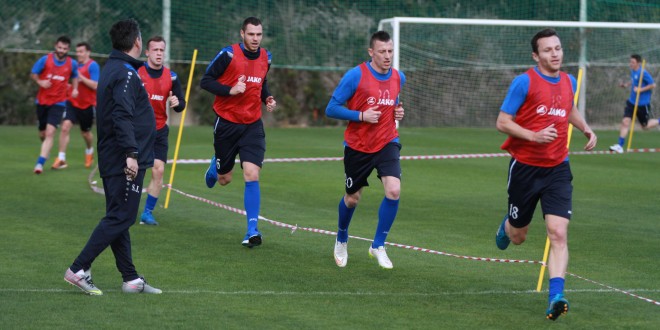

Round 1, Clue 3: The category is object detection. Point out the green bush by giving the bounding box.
[0,51,42,125]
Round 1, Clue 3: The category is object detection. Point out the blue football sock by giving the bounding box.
[548,277,565,302]
[372,197,399,248]
[244,181,260,234]
[145,194,157,212]
[618,137,625,146]
[37,156,47,165]
[337,197,356,243]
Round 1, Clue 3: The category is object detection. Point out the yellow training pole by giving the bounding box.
[625,59,647,152]
[164,49,198,209]
[535,68,583,292]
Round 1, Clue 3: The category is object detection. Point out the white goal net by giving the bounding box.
[378,18,660,128]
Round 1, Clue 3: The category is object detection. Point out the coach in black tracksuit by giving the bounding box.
[66,19,158,289]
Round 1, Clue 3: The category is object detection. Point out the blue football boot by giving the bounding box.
[140,211,159,225]
[205,156,218,188]
[546,294,569,320]
[495,215,510,250]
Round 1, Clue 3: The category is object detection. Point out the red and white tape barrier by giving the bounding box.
[167,185,541,265]
[169,148,658,164]
[161,185,660,306]
[87,149,660,306]
[567,272,660,306]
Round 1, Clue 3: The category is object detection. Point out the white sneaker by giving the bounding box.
[34,163,43,174]
[122,277,162,294]
[334,241,348,267]
[368,246,393,269]
[64,268,103,295]
[609,144,624,154]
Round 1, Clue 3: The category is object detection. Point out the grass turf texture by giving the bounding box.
[0,126,658,329]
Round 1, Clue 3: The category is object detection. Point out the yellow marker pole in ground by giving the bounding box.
[164,49,198,209]
[626,59,647,152]
[536,68,583,292]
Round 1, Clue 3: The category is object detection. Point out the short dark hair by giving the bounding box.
[242,17,262,31]
[370,31,391,48]
[56,35,71,46]
[531,28,559,54]
[76,42,91,51]
[109,18,141,52]
[631,54,642,63]
[146,36,165,50]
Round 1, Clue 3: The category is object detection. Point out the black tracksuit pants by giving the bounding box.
[70,169,146,282]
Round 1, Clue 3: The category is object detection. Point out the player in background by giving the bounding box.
[56,42,100,169]
[494,28,597,320]
[138,36,186,225]
[200,16,277,247]
[64,18,161,295]
[31,35,79,173]
[609,54,656,153]
[325,31,406,270]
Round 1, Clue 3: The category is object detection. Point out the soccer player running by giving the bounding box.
[200,17,277,247]
[138,36,187,226]
[30,36,79,173]
[326,31,406,270]
[494,28,597,320]
[57,42,100,169]
[64,18,161,295]
[609,54,656,153]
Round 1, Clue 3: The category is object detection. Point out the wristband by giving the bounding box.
[126,152,138,159]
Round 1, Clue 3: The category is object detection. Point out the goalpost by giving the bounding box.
[378,17,660,128]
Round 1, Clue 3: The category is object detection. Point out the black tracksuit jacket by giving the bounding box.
[96,49,156,177]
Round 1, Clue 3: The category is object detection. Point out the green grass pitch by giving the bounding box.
[0,126,658,329]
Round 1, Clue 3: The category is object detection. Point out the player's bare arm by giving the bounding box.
[79,74,98,90]
[361,106,382,124]
[230,80,246,95]
[568,107,597,150]
[265,96,276,112]
[31,73,52,89]
[394,101,404,121]
[633,82,656,93]
[168,91,179,108]
[496,111,557,144]
[71,77,80,98]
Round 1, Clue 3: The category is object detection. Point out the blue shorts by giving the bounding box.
[212,116,265,175]
[36,104,65,131]
[343,142,402,195]
[506,159,573,228]
[154,125,170,163]
[64,102,95,132]
[623,101,652,127]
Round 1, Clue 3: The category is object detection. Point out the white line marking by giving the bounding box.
[1,288,658,296]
